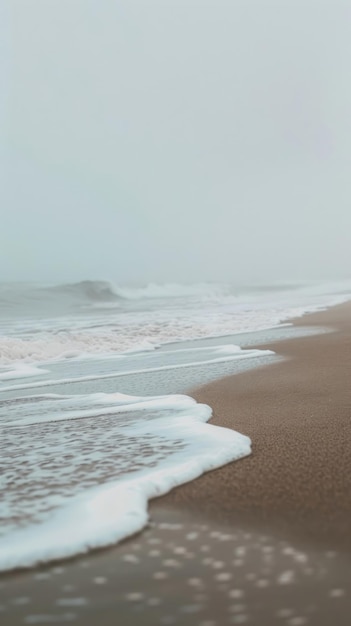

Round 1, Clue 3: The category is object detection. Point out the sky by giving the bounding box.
[1,0,351,285]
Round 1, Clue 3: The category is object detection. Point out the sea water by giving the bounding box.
[1,279,350,571]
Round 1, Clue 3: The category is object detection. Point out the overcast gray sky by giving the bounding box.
[1,0,351,285]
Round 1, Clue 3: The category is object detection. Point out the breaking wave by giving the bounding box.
[0,280,235,318]
[0,280,121,316]
[44,280,121,302]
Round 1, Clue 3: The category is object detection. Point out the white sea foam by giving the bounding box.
[0,392,251,571]
[0,364,49,380]
[1,280,350,365]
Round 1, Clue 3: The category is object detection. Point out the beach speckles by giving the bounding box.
[294,552,308,564]
[92,577,107,585]
[122,553,140,564]
[126,592,144,602]
[329,588,345,598]
[56,598,88,607]
[24,615,76,624]
[212,560,225,569]
[276,608,294,618]
[153,571,168,580]
[187,577,203,587]
[282,546,295,556]
[185,531,198,541]
[215,572,232,582]
[277,570,295,585]
[219,534,233,542]
[210,531,220,539]
[3,516,350,626]
[229,589,244,599]
[163,558,181,568]
[173,546,187,555]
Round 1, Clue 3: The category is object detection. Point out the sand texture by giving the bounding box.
[161,301,351,548]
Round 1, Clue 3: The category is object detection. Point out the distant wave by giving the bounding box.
[2,280,351,318]
[0,280,236,318]
[0,280,122,317]
[1,279,303,312]
[44,280,232,304]
[43,280,121,303]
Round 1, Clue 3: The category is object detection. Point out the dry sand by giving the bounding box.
[1,302,351,626]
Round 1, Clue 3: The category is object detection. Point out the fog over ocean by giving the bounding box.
[2,0,351,599]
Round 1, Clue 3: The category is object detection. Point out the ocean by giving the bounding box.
[1,279,350,572]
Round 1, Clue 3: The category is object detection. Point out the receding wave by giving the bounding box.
[0,391,251,571]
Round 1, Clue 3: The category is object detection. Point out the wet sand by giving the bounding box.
[1,302,351,625]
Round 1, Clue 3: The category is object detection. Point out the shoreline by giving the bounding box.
[153,301,351,549]
[2,301,351,625]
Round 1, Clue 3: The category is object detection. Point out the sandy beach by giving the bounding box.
[2,302,351,625]
[163,301,351,548]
